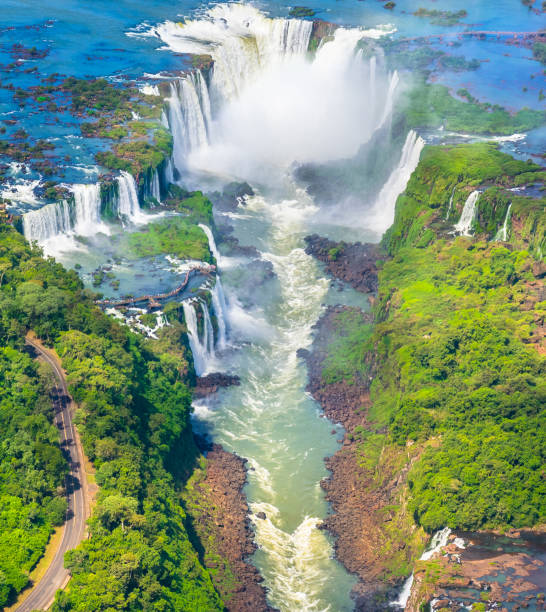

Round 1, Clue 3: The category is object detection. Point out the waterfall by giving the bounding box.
[164,157,175,184]
[202,301,215,358]
[495,203,512,241]
[182,300,208,375]
[391,575,414,609]
[454,191,480,236]
[72,182,102,235]
[211,277,228,350]
[369,130,425,234]
[168,75,210,172]
[158,4,397,181]
[182,299,216,375]
[391,528,452,609]
[149,168,161,204]
[116,171,143,222]
[379,70,399,128]
[445,186,456,220]
[23,200,72,243]
[199,223,229,349]
[198,223,220,261]
[23,181,105,246]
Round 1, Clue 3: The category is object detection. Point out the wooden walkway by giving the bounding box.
[95,264,215,309]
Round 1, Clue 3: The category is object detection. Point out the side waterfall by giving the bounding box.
[211,277,228,350]
[370,130,425,234]
[149,168,161,204]
[199,223,229,349]
[445,186,456,220]
[495,202,512,241]
[182,299,215,375]
[454,191,480,236]
[116,171,143,222]
[391,527,452,609]
[167,73,211,171]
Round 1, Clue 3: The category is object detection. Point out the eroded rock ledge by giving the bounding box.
[185,442,275,612]
[304,234,384,293]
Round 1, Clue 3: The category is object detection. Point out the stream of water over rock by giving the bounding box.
[156,5,412,609]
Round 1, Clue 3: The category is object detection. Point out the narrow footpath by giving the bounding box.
[16,335,90,612]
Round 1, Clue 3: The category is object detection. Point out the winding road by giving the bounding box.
[16,336,89,612]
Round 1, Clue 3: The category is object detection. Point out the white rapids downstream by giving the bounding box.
[145,4,422,609]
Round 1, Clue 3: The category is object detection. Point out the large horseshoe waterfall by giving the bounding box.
[157,5,406,610]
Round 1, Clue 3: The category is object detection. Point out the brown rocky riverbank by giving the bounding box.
[300,305,424,611]
[184,441,274,612]
[304,234,384,293]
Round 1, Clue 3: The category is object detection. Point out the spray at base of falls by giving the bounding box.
[391,528,452,609]
[495,202,512,241]
[369,130,425,234]
[454,191,480,236]
[157,4,398,179]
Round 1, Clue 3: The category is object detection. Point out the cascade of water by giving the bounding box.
[379,69,399,128]
[23,200,72,243]
[164,156,175,184]
[202,301,216,357]
[369,55,376,102]
[116,171,142,222]
[199,223,228,349]
[211,277,228,350]
[72,182,102,235]
[150,168,161,204]
[369,130,425,234]
[495,202,512,241]
[445,186,456,220]
[391,527,452,608]
[168,77,210,172]
[454,191,480,236]
[182,300,209,375]
[198,223,220,261]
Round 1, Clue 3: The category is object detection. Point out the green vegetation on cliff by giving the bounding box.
[0,225,223,610]
[320,143,545,534]
[126,217,212,262]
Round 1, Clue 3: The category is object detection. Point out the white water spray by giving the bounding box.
[157,4,397,182]
[454,191,480,236]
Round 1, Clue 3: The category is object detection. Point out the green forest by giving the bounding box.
[0,226,223,610]
[320,142,545,535]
